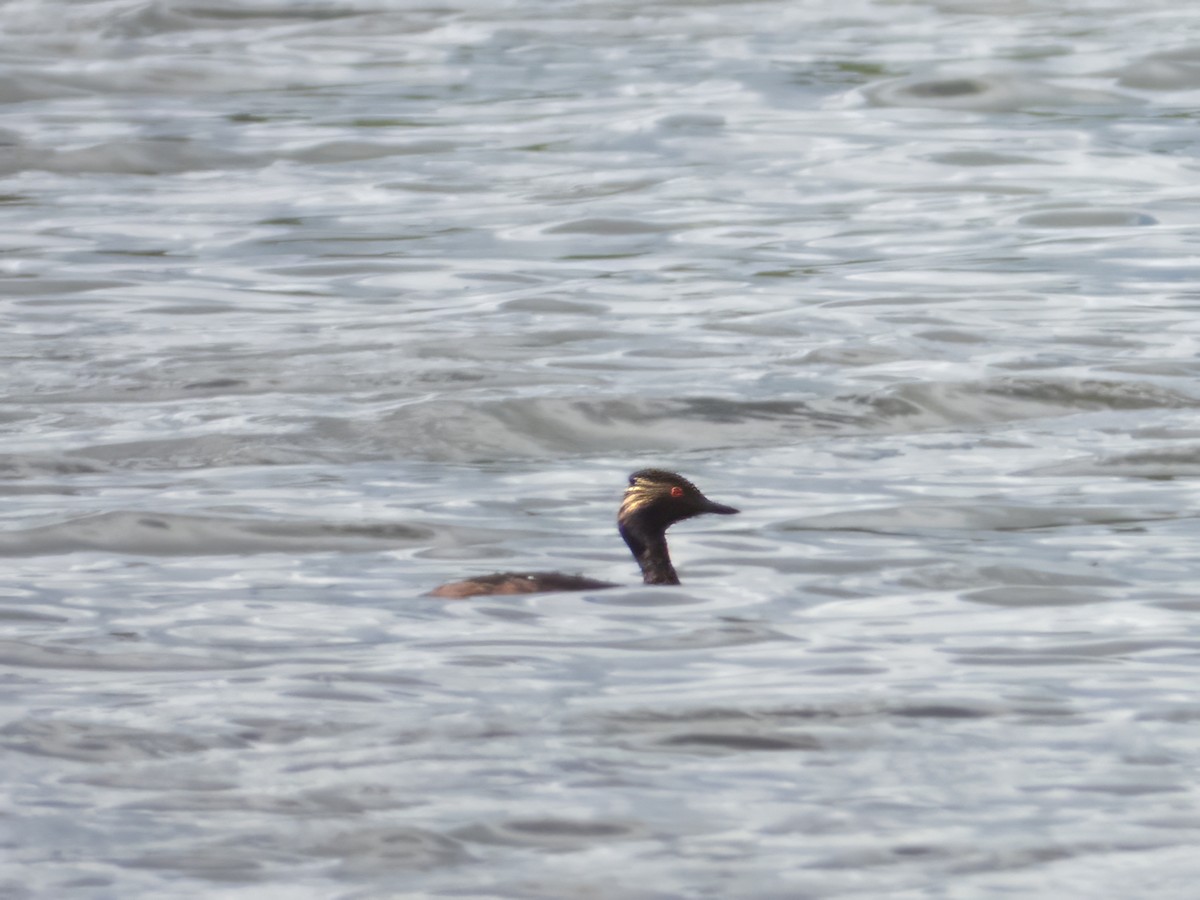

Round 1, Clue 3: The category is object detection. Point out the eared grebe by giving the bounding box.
[428,469,739,598]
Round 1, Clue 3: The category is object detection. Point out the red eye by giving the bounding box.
[670,486,684,498]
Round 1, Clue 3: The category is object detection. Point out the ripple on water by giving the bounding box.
[0,638,251,672]
[1,719,228,763]
[863,74,1135,111]
[0,511,437,556]
[304,826,471,875]
[1115,47,1200,90]
[1017,207,1159,228]
[963,585,1114,607]
[779,502,1164,534]
[452,817,646,850]
[1026,446,1200,479]
[599,620,794,650]
[78,376,1179,467]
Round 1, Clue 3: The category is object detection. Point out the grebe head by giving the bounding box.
[618,469,739,571]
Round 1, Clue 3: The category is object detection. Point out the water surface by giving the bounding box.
[4,0,1200,896]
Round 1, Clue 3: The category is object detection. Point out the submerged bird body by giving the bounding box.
[428,469,738,598]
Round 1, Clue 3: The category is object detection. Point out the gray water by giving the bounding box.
[4,0,1200,896]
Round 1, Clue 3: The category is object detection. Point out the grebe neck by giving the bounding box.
[619,523,680,586]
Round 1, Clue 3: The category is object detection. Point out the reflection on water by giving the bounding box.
[5,0,1200,896]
